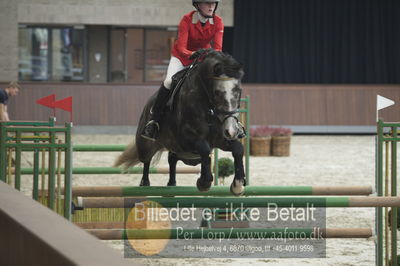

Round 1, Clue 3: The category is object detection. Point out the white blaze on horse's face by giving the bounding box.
[215,75,242,140]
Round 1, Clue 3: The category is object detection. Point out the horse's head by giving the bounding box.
[201,52,245,140]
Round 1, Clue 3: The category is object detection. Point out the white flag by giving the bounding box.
[376,95,395,122]
[377,95,394,111]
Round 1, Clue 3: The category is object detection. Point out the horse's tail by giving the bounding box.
[114,140,139,170]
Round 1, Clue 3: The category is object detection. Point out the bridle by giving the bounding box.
[198,75,242,125]
[187,51,243,128]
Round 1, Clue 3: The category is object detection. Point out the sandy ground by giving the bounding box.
[19,135,388,265]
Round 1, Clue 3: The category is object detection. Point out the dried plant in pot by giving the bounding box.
[271,127,292,156]
[250,126,273,156]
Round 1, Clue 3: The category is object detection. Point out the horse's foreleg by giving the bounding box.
[140,162,151,186]
[194,140,213,191]
[229,140,246,196]
[167,152,178,186]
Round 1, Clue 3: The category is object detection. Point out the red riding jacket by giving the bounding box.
[172,11,224,66]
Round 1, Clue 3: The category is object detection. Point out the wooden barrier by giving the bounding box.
[0,181,134,266]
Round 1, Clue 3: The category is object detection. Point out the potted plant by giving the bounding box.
[271,127,292,156]
[249,126,273,156]
[217,157,234,185]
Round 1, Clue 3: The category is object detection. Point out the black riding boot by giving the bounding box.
[141,84,170,141]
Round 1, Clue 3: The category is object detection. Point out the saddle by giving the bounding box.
[166,63,198,110]
[165,50,209,110]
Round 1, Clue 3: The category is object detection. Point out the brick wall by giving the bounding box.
[0,0,234,82]
[0,1,18,81]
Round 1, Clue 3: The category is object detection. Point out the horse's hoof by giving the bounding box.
[140,180,150,186]
[167,181,176,186]
[230,180,245,196]
[196,178,211,192]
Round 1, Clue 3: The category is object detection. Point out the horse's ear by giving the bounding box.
[214,63,224,76]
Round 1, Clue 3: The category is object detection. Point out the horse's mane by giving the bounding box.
[198,51,244,80]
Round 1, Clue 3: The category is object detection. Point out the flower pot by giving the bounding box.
[250,136,271,156]
[271,136,291,156]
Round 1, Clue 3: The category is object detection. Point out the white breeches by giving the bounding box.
[163,56,185,89]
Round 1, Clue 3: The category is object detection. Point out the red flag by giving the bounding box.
[36,94,55,108]
[54,97,72,112]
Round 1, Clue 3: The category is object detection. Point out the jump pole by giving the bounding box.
[75,222,127,229]
[75,222,373,239]
[20,166,200,175]
[85,228,373,240]
[76,196,400,209]
[66,185,373,197]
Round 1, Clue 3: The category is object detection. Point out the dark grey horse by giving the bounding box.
[115,51,246,195]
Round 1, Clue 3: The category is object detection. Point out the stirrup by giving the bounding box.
[141,120,160,141]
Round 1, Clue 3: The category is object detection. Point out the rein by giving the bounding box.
[211,76,236,81]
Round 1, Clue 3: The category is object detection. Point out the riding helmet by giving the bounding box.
[192,0,220,14]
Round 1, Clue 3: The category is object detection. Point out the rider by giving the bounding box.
[141,0,224,141]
